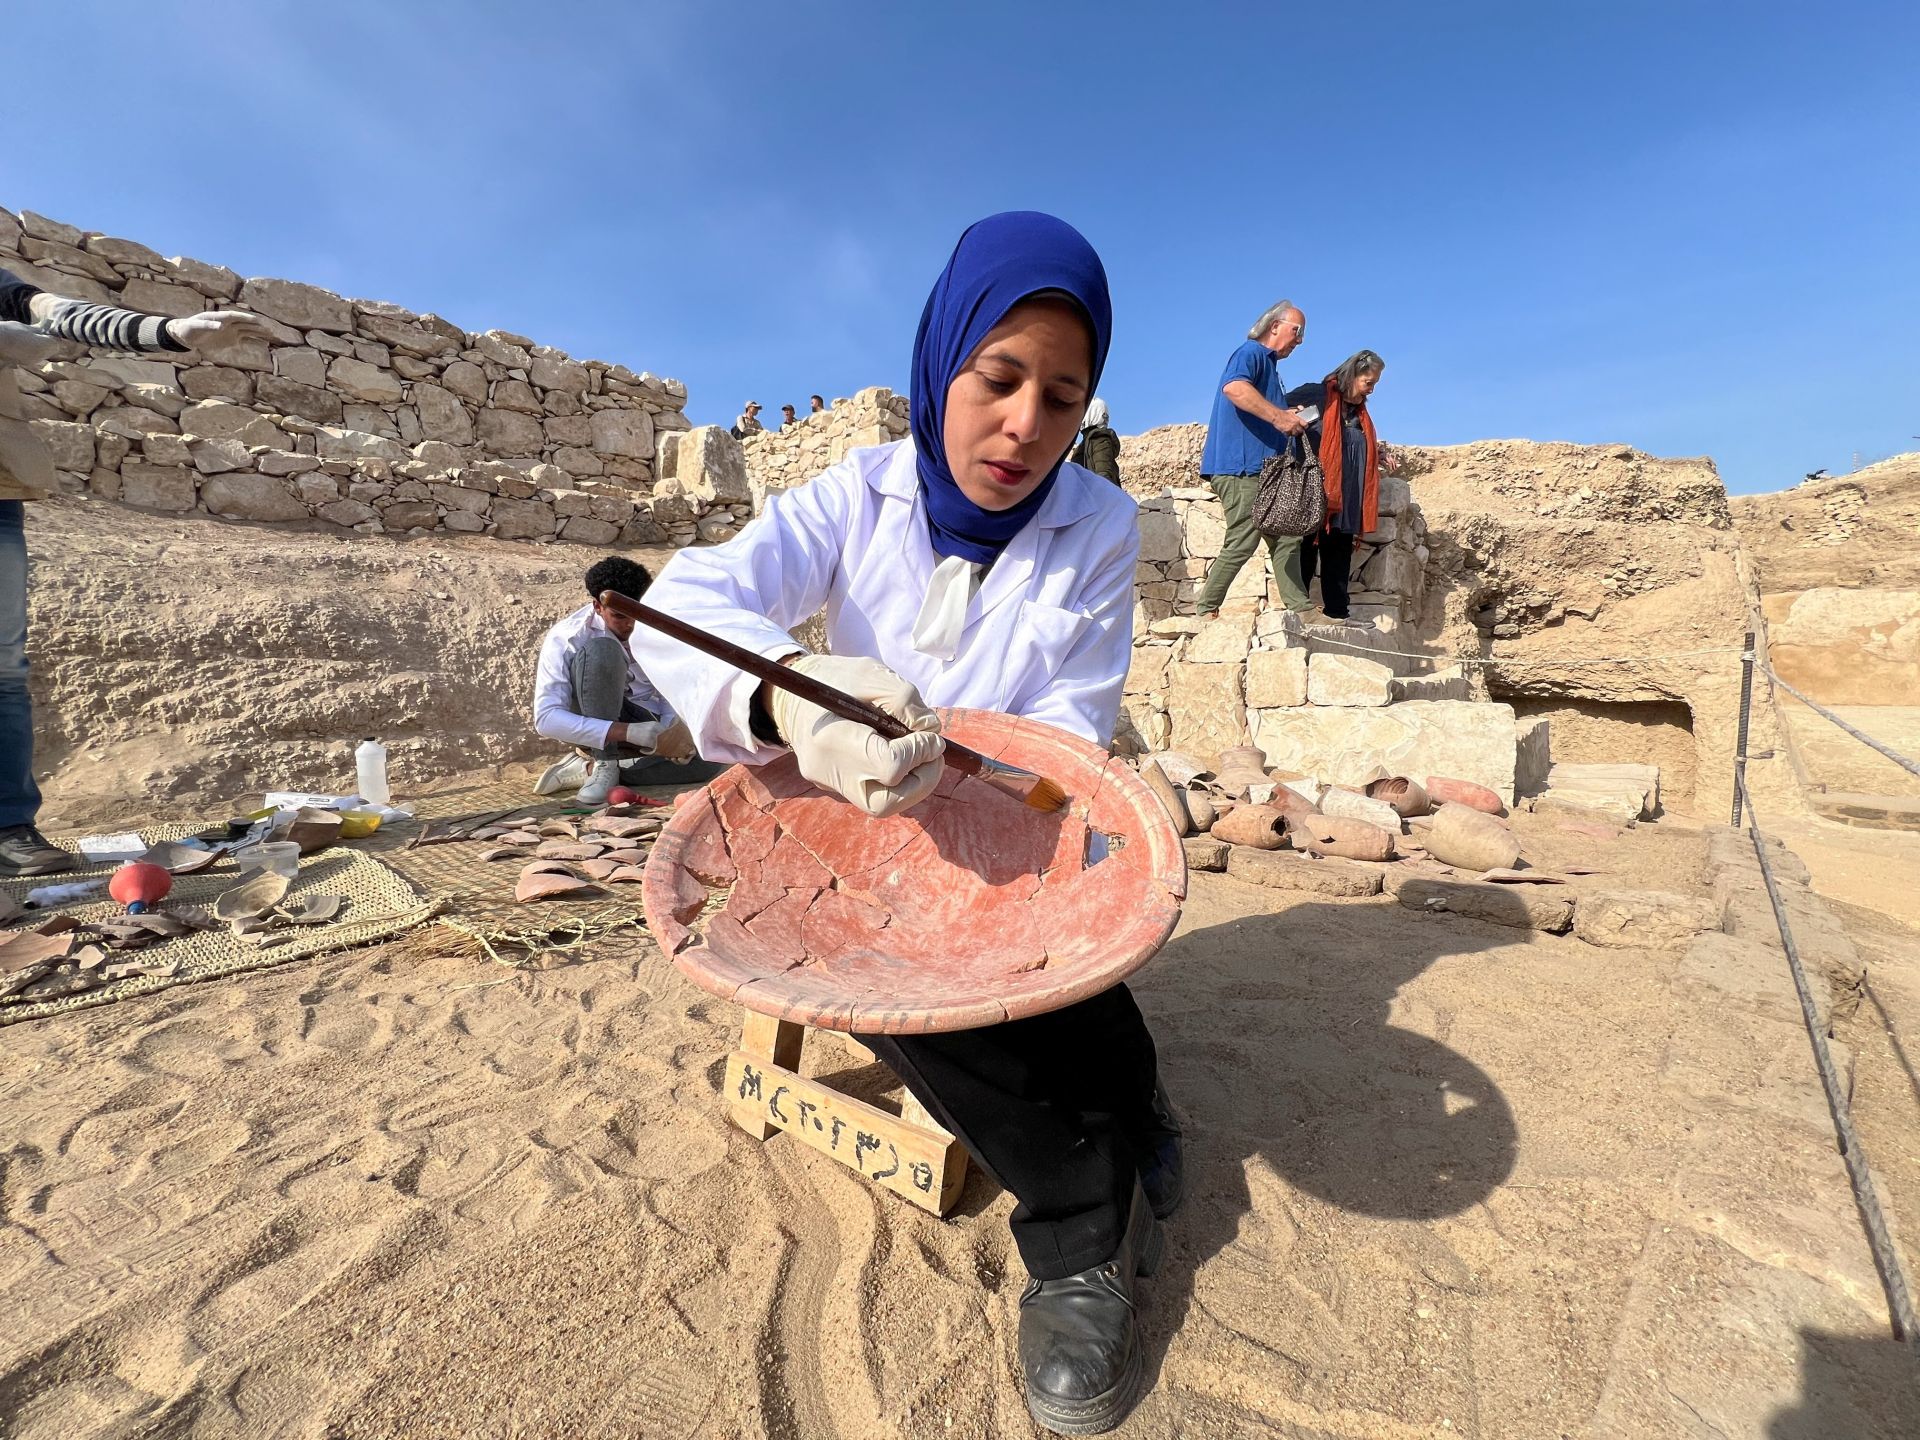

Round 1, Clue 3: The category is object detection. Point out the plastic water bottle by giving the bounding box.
[355,738,392,806]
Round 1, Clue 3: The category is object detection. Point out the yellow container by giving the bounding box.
[337,809,383,839]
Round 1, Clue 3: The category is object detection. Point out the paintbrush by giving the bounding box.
[598,589,1068,813]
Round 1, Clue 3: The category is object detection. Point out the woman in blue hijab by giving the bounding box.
[635,212,1177,1435]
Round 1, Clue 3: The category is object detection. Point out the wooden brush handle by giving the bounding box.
[600,589,988,775]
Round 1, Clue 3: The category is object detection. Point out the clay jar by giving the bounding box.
[1365,776,1431,818]
[1210,804,1289,850]
[1212,746,1272,800]
[1426,776,1507,816]
[1425,804,1521,871]
[1291,815,1396,862]
[1139,759,1193,837]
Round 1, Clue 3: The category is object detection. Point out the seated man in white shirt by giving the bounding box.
[532,557,715,803]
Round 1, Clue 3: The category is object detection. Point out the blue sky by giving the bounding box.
[7,2,1916,494]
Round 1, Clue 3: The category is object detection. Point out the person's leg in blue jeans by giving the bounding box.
[0,501,73,875]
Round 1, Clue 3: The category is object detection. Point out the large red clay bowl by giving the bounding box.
[642,707,1186,1034]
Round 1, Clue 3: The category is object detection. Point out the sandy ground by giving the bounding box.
[4,807,1914,1439]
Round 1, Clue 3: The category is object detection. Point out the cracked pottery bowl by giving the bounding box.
[642,707,1186,1034]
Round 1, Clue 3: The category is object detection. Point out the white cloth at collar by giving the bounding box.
[909,553,984,662]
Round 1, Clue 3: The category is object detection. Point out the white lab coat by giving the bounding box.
[633,439,1140,764]
[532,602,675,751]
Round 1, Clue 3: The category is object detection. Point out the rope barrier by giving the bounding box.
[1765,670,1920,783]
[1736,773,1919,1343]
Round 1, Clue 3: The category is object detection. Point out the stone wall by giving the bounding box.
[1,204,755,547]
[739,387,911,502]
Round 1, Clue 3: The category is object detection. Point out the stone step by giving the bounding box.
[1538,761,1661,822]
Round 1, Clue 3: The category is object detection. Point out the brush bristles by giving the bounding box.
[1023,777,1068,813]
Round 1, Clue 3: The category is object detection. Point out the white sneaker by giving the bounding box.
[535,753,588,795]
[577,759,622,806]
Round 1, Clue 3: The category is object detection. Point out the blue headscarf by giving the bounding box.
[909,211,1113,565]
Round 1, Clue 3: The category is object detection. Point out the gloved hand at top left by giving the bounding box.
[167,310,274,350]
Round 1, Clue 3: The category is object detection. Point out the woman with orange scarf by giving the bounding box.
[1284,349,1384,621]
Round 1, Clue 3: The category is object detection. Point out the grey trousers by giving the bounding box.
[569,634,725,782]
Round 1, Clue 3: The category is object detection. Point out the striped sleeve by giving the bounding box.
[33,296,189,353]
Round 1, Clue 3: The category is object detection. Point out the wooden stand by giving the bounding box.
[725,1011,969,1215]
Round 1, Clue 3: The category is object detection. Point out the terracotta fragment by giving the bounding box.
[1139,759,1192,837]
[537,819,580,838]
[1364,776,1432,818]
[534,840,604,861]
[137,839,222,874]
[212,871,293,923]
[515,869,602,903]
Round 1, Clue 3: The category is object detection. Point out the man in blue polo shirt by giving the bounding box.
[1193,301,1313,618]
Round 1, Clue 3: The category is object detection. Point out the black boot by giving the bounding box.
[0,824,76,877]
[1018,1179,1161,1435]
[1137,1081,1185,1220]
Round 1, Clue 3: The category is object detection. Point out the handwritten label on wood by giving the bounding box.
[724,1051,966,1214]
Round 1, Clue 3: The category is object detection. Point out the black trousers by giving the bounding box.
[867,984,1165,1281]
[1301,527,1356,619]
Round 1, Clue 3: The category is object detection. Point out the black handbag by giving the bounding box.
[1251,432,1326,538]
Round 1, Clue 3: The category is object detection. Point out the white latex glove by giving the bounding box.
[167,310,273,350]
[768,655,944,818]
[622,719,664,753]
[652,718,698,763]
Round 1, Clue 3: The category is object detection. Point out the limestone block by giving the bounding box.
[18,211,83,245]
[443,509,486,533]
[491,495,556,540]
[381,501,437,531]
[51,379,110,415]
[119,277,202,317]
[190,437,252,474]
[32,420,93,472]
[238,276,353,332]
[1397,878,1573,933]
[1226,849,1383,897]
[83,233,165,268]
[319,498,376,527]
[1575,890,1714,951]
[272,347,329,387]
[591,406,657,461]
[1186,614,1256,664]
[678,426,749,503]
[1307,653,1395,706]
[1149,616,1206,638]
[1184,503,1226,559]
[619,509,668,546]
[440,359,489,404]
[1118,695,1170,753]
[1378,475,1410,518]
[543,413,593,447]
[355,310,459,358]
[550,447,603,477]
[200,473,307,522]
[412,383,473,445]
[180,400,284,448]
[314,426,406,463]
[696,514,739,544]
[489,377,540,414]
[85,357,178,390]
[1167,661,1246,758]
[167,255,242,300]
[255,374,344,425]
[142,433,191,467]
[1393,666,1472,703]
[180,365,254,404]
[656,430,681,481]
[119,463,197,511]
[1183,837,1229,872]
[326,356,403,404]
[1362,545,1423,598]
[476,407,543,456]
[1125,646,1172,695]
[1245,649,1308,707]
[1253,700,1518,802]
[530,355,590,393]
[1224,550,1269,603]
[293,474,338,505]
[1137,506,1183,564]
[560,515,620,545]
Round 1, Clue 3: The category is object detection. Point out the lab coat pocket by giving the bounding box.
[1002,600,1093,707]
